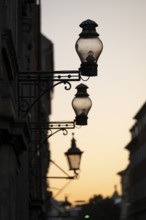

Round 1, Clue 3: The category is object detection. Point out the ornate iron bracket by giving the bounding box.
[29,121,76,163]
[30,121,75,138]
[18,70,80,117]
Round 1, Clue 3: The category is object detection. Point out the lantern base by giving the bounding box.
[80,62,98,77]
[75,115,88,126]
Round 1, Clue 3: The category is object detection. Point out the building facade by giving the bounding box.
[126,102,146,220]
[0,1,53,220]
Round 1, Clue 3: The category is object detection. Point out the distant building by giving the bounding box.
[118,167,130,220]
[111,185,122,205]
[125,102,146,220]
[46,196,72,220]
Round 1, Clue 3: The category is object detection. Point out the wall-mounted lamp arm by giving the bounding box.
[30,121,76,141]
[19,70,80,81]
[45,176,75,180]
[18,70,81,117]
[29,121,76,164]
[30,121,76,131]
[34,160,78,180]
[47,159,78,179]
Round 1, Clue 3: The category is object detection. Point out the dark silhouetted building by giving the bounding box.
[126,102,146,220]
[0,1,53,220]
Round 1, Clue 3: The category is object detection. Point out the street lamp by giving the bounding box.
[72,83,92,125]
[75,19,103,77]
[65,133,83,175]
[33,134,83,180]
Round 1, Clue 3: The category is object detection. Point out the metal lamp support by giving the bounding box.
[30,121,76,138]
[18,70,80,118]
[29,121,76,165]
[46,160,78,179]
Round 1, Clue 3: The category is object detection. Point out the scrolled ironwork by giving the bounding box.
[64,81,72,90]
[48,129,68,138]
[18,98,30,113]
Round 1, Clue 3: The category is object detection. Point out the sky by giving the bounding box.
[41,0,146,205]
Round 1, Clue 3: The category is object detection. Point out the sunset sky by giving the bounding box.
[41,0,146,204]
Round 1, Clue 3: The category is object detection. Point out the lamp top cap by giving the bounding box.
[80,19,98,28]
[65,133,83,155]
[79,19,99,37]
[76,83,88,89]
[75,83,89,97]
